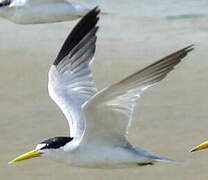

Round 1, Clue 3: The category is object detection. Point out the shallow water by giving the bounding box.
[0,0,208,179]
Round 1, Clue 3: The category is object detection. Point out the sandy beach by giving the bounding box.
[0,0,208,179]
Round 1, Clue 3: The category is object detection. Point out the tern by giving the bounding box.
[0,0,91,24]
[9,8,194,168]
[191,140,208,152]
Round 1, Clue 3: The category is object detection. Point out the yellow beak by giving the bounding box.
[9,150,42,164]
[190,140,208,152]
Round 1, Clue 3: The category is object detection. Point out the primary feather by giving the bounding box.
[82,45,194,145]
[48,7,100,139]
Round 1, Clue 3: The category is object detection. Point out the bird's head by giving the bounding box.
[0,0,11,7]
[9,137,73,164]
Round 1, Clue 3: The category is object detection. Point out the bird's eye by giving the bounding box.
[39,137,73,149]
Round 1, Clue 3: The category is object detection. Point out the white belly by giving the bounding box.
[45,145,149,169]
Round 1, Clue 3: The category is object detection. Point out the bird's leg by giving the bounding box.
[137,162,154,166]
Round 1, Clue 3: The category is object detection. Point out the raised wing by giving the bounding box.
[83,45,194,145]
[48,7,100,139]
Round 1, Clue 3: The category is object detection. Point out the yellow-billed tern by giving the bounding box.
[9,7,194,168]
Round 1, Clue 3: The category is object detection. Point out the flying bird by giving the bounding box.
[191,140,208,152]
[9,7,194,168]
[0,0,92,24]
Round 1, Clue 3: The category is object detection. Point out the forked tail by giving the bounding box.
[134,147,176,165]
[150,154,176,163]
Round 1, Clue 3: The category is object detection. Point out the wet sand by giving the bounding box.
[0,0,208,179]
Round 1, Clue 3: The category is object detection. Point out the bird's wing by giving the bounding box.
[82,46,193,145]
[48,8,100,139]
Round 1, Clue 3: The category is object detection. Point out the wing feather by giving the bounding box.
[82,45,194,145]
[48,7,100,139]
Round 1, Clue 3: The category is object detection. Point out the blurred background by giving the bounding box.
[0,0,208,179]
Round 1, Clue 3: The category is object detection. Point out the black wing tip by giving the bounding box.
[171,44,195,56]
[142,44,195,85]
[164,44,195,63]
[90,6,101,16]
[183,44,194,52]
[178,44,195,58]
[53,7,100,66]
[167,44,194,67]
[82,6,100,22]
[179,44,194,57]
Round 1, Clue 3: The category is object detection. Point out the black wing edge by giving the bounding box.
[118,44,194,85]
[53,7,100,66]
[138,44,194,74]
